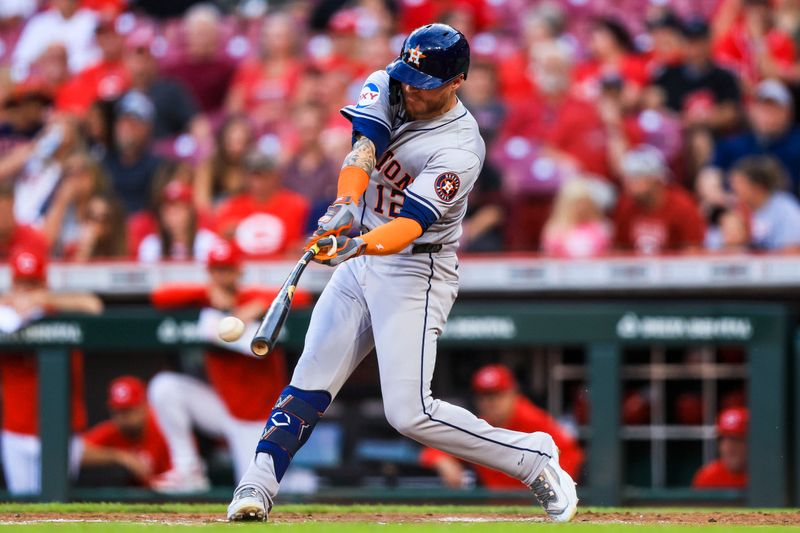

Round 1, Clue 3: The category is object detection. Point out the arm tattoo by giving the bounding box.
[342,135,377,174]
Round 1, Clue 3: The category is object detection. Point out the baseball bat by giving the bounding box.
[251,243,320,357]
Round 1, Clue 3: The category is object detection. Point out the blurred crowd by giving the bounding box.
[2,0,800,264]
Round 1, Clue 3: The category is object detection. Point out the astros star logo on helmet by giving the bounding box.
[407,45,426,66]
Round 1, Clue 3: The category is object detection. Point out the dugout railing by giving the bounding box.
[0,301,791,507]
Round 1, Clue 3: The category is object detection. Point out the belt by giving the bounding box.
[411,243,442,254]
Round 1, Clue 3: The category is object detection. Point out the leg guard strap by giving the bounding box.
[255,386,331,481]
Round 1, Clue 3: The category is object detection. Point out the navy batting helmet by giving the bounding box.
[386,23,470,90]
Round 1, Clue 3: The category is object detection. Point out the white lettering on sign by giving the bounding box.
[442,317,517,340]
[157,318,203,344]
[616,313,753,341]
[0,322,83,344]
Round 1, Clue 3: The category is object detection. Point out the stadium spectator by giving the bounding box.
[79,376,171,487]
[0,81,52,149]
[65,191,127,260]
[318,9,369,84]
[692,407,748,489]
[0,246,102,495]
[41,151,111,256]
[214,148,309,258]
[194,115,254,210]
[11,0,99,81]
[653,19,742,133]
[614,145,706,254]
[56,12,128,114]
[137,180,219,262]
[85,99,115,158]
[162,4,236,114]
[1,114,83,226]
[713,0,795,86]
[420,364,583,489]
[574,18,648,104]
[729,156,800,252]
[282,102,339,230]
[225,12,304,129]
[498,2,568,105]
[461,162,505,253]
[29,44,71,101]
[704,203,751,252]
[148,240,308,491]
[708,79,800,194]
[0,0,36,23]
[542,178,612,258]
[0,182,48,259]
[459,61,506,147]
[776,0,800,56]
[503,42,641,180]
[645,10,686,73]
[123,27,198,139]
[102,90,162,214]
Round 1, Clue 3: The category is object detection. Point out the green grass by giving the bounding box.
[0,525,798,533]
[0,503,796,532]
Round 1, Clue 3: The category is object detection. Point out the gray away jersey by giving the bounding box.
[340,70,486,247]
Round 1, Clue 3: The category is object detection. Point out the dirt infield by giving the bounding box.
[1,510,798,525]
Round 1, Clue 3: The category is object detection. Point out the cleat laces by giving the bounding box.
[531,472,557,508]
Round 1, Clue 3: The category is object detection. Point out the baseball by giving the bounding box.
[218,316,246,342]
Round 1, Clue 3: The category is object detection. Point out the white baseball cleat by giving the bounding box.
[529,449,579,523]
[227,485,272,522]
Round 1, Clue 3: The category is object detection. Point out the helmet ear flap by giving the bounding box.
[389,78,402,105]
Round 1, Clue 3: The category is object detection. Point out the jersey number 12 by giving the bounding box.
[374,184,404,218]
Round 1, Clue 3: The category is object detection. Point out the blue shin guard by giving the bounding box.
[255,386,331,481]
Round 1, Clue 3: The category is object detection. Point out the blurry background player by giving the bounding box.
[420,364,583,489]
[692,407,748,490]
[79,376,171,487]
[0,246,102,494]
[147,239,309,492]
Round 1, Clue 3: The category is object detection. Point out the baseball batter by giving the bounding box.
[228,23,578,522]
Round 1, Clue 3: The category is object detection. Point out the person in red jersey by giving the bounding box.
[80,376,171,487]
[214,149,308,259]
[147,239,311,492]
[713,0,795,86]
[420,364,584,490]
[693,407,748,489]
[574,18,649,103]
[56,12,129,114]
[0,246,102,495]
[614,145,706,254]
[224,12,305,130]
[0,182,48,259]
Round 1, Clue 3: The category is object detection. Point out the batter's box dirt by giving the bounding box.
[1,510,799,526]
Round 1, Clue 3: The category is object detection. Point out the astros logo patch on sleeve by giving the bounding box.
[434,172,461,202]
[357,83,380,108]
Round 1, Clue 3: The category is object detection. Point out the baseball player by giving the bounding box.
[0,246,103,494]
[148,240,311,492]
[228,23,578,522]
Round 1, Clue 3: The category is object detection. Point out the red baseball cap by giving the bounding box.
[207,239,243,269]
[717,407,748,438]
[329,9,358,35]
[11,248,47,282]
[108,376,146,410]
[471,364,516,394]
[161,180,193,204]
